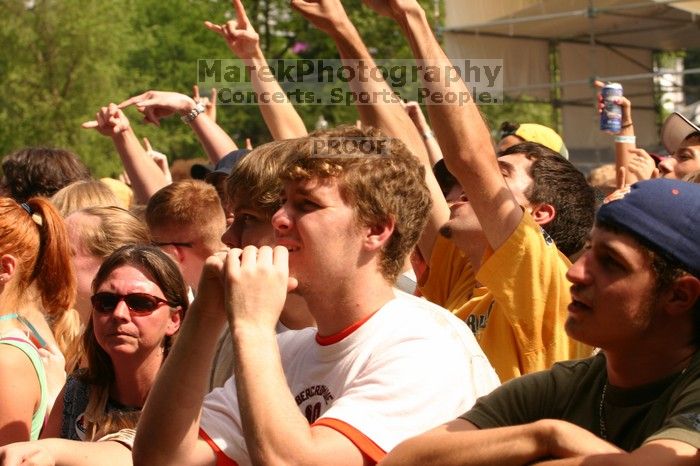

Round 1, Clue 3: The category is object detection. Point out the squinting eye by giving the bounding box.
[599,254,621,271]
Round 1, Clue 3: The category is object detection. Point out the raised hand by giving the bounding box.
[625,148,659,183]
[81,103,131,137]
[595,80,633,132]
[223,246,296,329]
[143,137,173,184]
[193,84,217,122]
[289,0,351,35]
[204,0,260,59]
[118,90,196,127]
[404,101,429,132]
[361,0,422,19]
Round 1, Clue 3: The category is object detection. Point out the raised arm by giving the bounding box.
[404,101,444,166]
[292,0,449,260]
[81,104,168,204]
[142,137,173,185]
[594,82,658,187]
[205,0,307,140]
[132,255,228,466]
[364,0,522,251]
[118,90,237,165]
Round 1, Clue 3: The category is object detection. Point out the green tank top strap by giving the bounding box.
[0,334,49,440]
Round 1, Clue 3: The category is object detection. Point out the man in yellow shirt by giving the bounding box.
[356,2,596,381]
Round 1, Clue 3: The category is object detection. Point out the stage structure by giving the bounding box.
[443,0,700,170]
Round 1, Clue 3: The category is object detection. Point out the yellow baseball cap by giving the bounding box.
[515,123,569,159]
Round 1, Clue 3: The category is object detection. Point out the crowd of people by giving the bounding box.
[0,0,698,465]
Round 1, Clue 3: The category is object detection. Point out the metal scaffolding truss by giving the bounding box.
[442,0,700,167]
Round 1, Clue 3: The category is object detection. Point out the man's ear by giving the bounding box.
[665,275,700,316]
[0,254,18,284]
[364,216,396,252]
[530,203,556,226]
[159,245,185,265]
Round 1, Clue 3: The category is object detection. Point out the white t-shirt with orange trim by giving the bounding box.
[199,290,500,465]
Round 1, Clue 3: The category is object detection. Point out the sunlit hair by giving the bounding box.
[281,125,431,282]
[1,147,90,202]
[80,245,188,440]
[226,140,301,218]
[145,180,225,249]
[51,180,119,217]
[72,206,151,259]
[0,196,75,332]
[63,206,150,370]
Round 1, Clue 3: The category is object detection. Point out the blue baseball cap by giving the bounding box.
[597,178,700,277]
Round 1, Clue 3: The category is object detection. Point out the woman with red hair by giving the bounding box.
[0,197,75,444]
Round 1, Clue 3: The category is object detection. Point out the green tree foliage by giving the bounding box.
[0,0,550,176]
[0,0,429,176]
[0,0,143,176]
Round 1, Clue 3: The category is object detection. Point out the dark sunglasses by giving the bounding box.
[91,292,176,315]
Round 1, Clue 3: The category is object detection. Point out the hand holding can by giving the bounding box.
[601,82,623,133]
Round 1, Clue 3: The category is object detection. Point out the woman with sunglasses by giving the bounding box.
[62,206,151,371]
[0,245,186,465]
[0,197,76,446]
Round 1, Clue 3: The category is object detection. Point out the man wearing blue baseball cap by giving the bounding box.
[382,178,700,465]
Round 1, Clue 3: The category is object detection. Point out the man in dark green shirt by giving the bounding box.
[380,176,700,465]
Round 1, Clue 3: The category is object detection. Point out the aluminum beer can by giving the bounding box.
[601,82,623,133]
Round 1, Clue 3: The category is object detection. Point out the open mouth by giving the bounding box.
[568,299,591,313]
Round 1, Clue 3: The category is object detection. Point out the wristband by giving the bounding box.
[422,129,435,140]
[614,135,636,144]
[180,102,206,124]
[621,122,633,129]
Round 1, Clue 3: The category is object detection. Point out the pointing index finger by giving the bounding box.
[118,93,148,109]
[204,21,226,36]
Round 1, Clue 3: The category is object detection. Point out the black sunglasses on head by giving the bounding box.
[91,292,176,315]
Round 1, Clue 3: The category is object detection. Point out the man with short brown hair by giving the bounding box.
[146,180,226,289]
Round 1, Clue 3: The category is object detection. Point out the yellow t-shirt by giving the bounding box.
[420,213,592,381]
